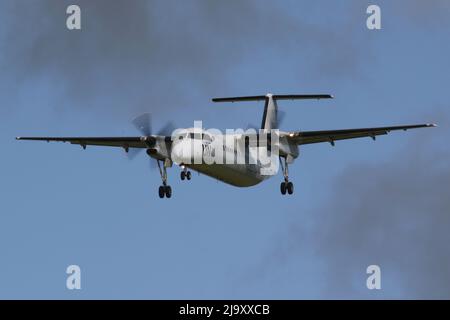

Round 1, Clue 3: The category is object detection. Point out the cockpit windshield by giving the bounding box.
[188,133,212,141]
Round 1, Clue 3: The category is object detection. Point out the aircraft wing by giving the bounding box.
[15,136,150,149]
[285,123,436,146]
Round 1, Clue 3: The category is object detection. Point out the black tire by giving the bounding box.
[158,186,165,198]
[186,171,191,180]
[165,186,172,198]
[180,171,185,180]
[280,182,287,195]
[287,182,294,195]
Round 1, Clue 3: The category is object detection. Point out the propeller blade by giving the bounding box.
[128,113,153,162]
[245,123,259,131]
[278,110,286,127]
[126,148,144,160]
[157,121,176,136]
[149,158,158,170]
[132,113,152,136]
[245,110,285,131]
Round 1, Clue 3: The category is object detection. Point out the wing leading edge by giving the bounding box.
[285,123,436,146]
[15,136,149,150]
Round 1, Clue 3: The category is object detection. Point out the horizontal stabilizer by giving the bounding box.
[212,94,333,103]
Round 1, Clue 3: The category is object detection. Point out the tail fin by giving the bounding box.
[212,93,333,130]
[261,94,278,130]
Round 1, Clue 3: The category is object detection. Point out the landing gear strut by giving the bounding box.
[279,156,294,195]
[180,166,192,181]
[157,159,172,198]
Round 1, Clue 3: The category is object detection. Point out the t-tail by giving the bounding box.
[212,93,333,130]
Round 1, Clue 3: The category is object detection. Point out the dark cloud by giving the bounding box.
[252,114,449,298]
[0,0,378,119]
[1,0,449,119]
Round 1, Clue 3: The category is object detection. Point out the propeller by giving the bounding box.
[126,113,152,160]
[132,113,177,137]
[127,113,176,167]
[245,110,286,131]
[278,110,286,127]
[132,112,152,136]
[157,120,176,136]
[245,123,259,131]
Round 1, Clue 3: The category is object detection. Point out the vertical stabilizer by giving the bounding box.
[260,94,278,130]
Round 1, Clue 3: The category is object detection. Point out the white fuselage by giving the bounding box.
[168,129,277,187]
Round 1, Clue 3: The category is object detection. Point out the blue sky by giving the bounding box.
[0,0,449,299]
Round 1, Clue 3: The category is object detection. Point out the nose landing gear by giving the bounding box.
[280,156,294,195]
[180,166,192,181]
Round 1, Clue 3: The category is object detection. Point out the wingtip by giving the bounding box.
[15,136,21,140]
[428,123,438,127]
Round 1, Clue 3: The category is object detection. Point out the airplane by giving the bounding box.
[16,93,436,198]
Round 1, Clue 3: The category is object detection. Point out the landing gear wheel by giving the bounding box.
[157,159,173,199]
[165,185,172,198]
[280,182,287,195]
[181,169,191,181]
[158,186,165,198]
[280,156,294,196]
[287,181,294,195]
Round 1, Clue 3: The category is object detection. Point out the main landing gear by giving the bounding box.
[180,166,192,181]
[279,156,294,195]
[158,185,172,198]
[157,159,172,198]
[155,161,191,199]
